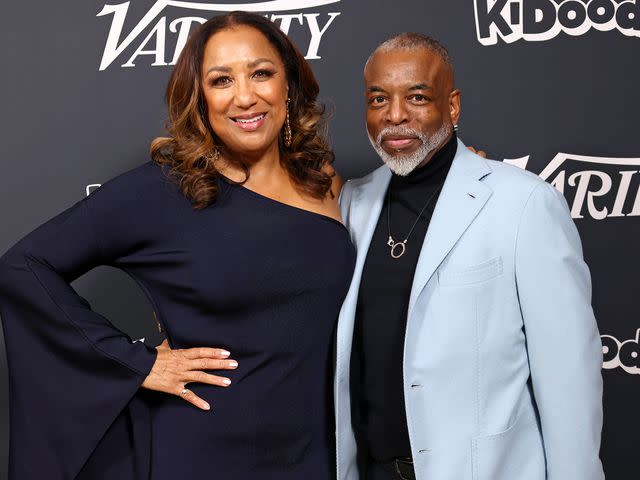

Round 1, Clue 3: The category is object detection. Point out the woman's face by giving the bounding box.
[201,25,289,158]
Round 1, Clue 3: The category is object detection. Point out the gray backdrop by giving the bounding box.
[1,0,638,478]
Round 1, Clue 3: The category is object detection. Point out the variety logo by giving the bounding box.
[505,153,640,220]
[474,0,640,46]
[602,330,640,374]
[97,0,341,70]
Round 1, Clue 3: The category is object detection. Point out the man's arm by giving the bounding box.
[514,181,605,480]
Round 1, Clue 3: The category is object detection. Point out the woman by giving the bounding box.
[0,11,355,480]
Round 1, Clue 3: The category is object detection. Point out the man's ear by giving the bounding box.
[449,89,461,126]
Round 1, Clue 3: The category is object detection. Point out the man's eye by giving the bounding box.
[412,94,427,101]
[370,96,386,104]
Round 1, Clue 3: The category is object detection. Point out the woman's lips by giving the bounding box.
[383,137,418,149]
[230,113,267,131]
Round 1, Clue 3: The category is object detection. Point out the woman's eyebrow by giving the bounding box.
[205,65,231,75]
[247,58,276,68]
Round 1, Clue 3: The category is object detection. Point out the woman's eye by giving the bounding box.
[211,76,231,87]
[253,69,275,79]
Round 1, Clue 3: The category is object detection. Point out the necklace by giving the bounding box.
[386,185,441,259]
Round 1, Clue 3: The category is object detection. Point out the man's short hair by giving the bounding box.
[365,32,453,73]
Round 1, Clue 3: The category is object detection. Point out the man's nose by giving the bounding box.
[234,78,258,109]
[386,97,409,125]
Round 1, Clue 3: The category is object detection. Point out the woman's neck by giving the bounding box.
[218,141,285,186]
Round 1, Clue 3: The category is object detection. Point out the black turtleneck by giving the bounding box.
[350,133,457,462]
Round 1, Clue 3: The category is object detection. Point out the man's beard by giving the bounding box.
[368,121,453,176]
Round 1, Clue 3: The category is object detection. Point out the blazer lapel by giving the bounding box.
[407,140,494,318]
[347,167,392,254]
[336,166,392,364]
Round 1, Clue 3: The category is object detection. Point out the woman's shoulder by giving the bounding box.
[97,160,171,191]
[85,160,187,215]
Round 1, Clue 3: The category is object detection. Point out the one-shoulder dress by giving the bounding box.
[0,161,356,480]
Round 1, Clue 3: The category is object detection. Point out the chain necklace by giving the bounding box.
[386,186,441,259]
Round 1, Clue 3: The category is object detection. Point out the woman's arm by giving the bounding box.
[0,163,233,479]
[0,192,157,479]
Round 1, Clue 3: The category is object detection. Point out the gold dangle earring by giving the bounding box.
[284,97,292,148]
[199,103,220,165]
[204,147,220,165]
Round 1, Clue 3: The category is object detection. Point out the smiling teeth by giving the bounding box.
[235,114,265,123]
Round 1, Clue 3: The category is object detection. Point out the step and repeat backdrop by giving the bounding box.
[0,1,637,478]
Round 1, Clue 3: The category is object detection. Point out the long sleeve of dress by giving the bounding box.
[0,172,159,479]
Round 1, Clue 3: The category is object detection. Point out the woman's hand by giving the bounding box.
[467,146,487,158]
[141,339,237,410]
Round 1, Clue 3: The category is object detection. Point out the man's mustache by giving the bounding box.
[375,126,425,146]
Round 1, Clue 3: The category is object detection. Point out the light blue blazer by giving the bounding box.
[334,139,605,480]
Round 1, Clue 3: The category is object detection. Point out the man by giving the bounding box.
[334,33,604,480]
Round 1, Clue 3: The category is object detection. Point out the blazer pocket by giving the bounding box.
[471,408,545,480]
[438,257,503,287]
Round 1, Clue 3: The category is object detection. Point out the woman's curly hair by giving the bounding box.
[150,11,335,210]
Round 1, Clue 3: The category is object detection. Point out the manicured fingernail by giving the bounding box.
[203,402,210,410]
[223,378,231,385]
[220,350,230,357]
[229,361,238,368]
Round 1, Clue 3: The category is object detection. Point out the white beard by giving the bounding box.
[368,122,453,176]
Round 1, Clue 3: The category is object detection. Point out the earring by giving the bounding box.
[284,98,292,148]
[204,147,220,164]
[453,124,459,132]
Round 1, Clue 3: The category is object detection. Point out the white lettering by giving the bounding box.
[548,169,566,195]
[602,330,640,374]
[630,182,640,216]
[97,0,342,70]
[271,13,303,35]
[304,12,340,59]
[122,16,168,68]
[568,170,612,220]
[475,0,640,46]
[169,17,207,65]
[609,170,637,217]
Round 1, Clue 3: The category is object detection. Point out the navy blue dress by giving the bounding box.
[0,162,355,480]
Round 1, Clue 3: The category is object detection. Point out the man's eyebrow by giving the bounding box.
[409,83,433,91]
[248,58,275,68]
[367,85,386,93]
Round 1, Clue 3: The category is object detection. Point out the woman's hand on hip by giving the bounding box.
[141,339,237,410]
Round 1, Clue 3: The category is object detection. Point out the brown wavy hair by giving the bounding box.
[150,11,335,210]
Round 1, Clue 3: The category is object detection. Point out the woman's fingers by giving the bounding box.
[186,370,232,387]
[181,347,230,360]
[187,358,238,371]
[467,146,488,158]
[177,387,210,411]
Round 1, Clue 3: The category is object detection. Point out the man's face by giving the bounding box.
[364,48,460,175]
